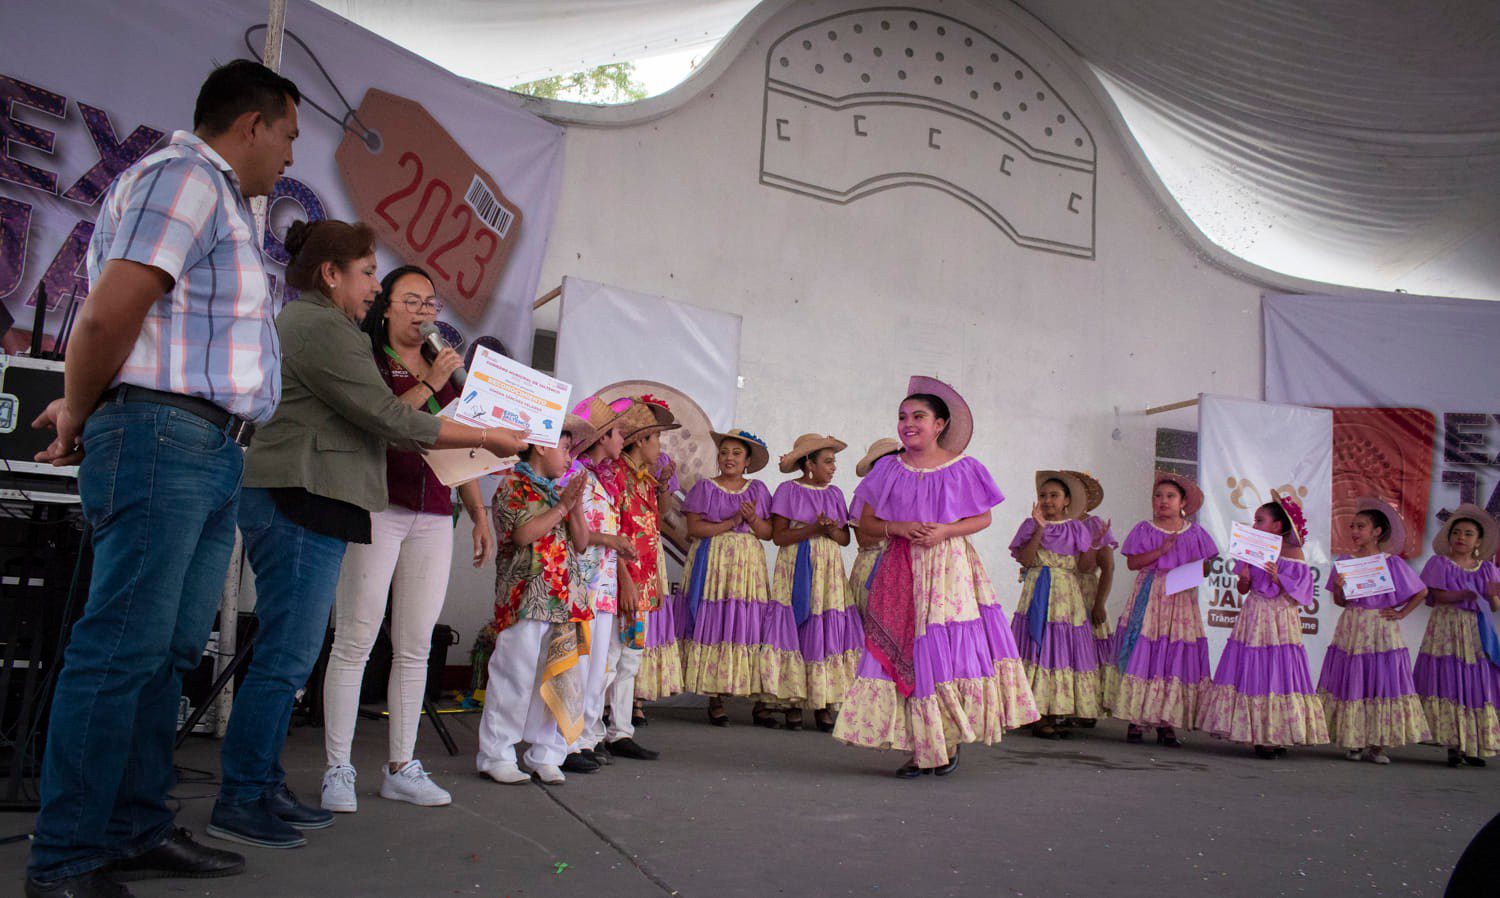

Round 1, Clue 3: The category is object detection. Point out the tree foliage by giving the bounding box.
[511,63,647,104]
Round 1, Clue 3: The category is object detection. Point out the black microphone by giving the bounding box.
[418,322,468,390]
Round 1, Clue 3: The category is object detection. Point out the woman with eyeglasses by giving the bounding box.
[318,264,498,814]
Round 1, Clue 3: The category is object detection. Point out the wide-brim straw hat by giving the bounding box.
[906,375,973,454]
[778,433,848,473]
[1036,470,1089,520]
[1353,496,1407,556]
[1063,469,1104,515]
[1271,489,1310,547]
[1433,503,1500,561]
[619,395,681,445]
[560,414,597,455]
[1154,470,1204,517]
[856,438,902,478]
[569,395,633,455]
[710,428,770,474]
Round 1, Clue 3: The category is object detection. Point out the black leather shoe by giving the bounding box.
[25,870,132,898]
[561,752,601,773]
[112,827,245,882]
[934,746,961,777]
[607,737,659,761]
[592,742,613,765]
[266,783,333,830]
[895,759,926,779]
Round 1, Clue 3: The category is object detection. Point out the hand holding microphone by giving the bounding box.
[418,322,468,390]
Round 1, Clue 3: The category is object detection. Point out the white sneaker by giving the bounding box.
[321,765,358,812]
[1344,749,1363,762]
[479,761,531,785]
[380,760,452,806]
[1364,747,1391,765]
[530,763,566,785]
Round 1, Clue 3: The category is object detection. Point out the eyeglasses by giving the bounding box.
[397,297,444,314]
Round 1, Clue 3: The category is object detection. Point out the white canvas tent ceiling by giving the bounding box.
[310,0,1500,300]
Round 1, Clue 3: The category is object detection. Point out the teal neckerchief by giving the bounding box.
[514,460,560,506]
[382,345,441,415]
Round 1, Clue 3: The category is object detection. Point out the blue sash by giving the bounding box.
[1025,566,1053,647]
[684,537,713,631]
[1476,602,1500,671]
[791,540,814,626]
[865,547,884,590]
[1115,571,1157,673]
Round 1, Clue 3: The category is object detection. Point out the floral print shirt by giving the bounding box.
[620,456,663,611]
[492,470,589,631]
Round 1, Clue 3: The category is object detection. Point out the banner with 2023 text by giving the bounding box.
[0,0,563,363]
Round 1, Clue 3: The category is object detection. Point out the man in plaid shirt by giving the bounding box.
[26,60,300,898]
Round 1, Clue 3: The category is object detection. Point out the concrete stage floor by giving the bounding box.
[2,702,1493,897]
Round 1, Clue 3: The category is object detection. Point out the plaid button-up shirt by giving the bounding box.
[89,130,281,422]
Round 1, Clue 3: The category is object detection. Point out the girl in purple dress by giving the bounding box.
[1009,471,1102,738]
[771,434,862,732]
[1068,470,1116,726]
[833,377,1038,777]
[1105,472,1218,746]
[680,429,801,727]
[1199,492,1329,758]
[1413,503,1500,767]
[1317,496,1430,763]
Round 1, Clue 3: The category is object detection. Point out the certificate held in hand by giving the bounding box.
[1229,521,1282,568]
[1334,554,1394,600]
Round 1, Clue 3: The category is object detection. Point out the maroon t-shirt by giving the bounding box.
[376,352,459,516]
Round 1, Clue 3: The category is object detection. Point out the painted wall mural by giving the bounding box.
[760,6,1096,258]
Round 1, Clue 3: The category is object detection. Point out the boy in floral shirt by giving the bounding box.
[476,418,592,786]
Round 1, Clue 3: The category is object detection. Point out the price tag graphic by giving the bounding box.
[336,89,523,324]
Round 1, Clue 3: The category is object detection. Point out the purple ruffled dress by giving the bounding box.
[678,479,805,701]
[1008,518,1102,717]
[1104,521,1219,729]
[1316,554,1431,750]
[831,454,1039,768]
[1198,559,1329,746]
[1413,556,1500,758]
[1080,515,1118,676]
[770,481,864,710]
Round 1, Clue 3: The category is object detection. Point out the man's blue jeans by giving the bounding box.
[217,487,347,806]
[29,400,244,881]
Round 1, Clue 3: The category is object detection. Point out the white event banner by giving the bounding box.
[1197,394,1334,669]
[553,277,741,429]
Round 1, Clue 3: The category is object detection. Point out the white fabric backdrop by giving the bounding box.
[314,0,1500,300]
[554,276,741,429]
[1197,394,1333,669]
[0,0,564,362]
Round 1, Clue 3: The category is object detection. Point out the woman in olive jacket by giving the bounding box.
[207,220,526,850]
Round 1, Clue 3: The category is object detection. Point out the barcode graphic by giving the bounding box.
[464,175,514,238]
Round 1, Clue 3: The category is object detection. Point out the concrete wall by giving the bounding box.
[441,0,1280,643]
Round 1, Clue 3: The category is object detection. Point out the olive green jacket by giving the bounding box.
[243,290,442,512]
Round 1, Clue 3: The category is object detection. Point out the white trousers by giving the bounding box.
[476,619,568,769]
[323,506,454,768]
[603,624,642,743]
[574,612,615,750]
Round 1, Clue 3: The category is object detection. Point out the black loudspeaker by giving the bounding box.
[0,506,89,810]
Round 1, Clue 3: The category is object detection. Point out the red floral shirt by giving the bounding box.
[491,471,590,631]
[620,457,663,611]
